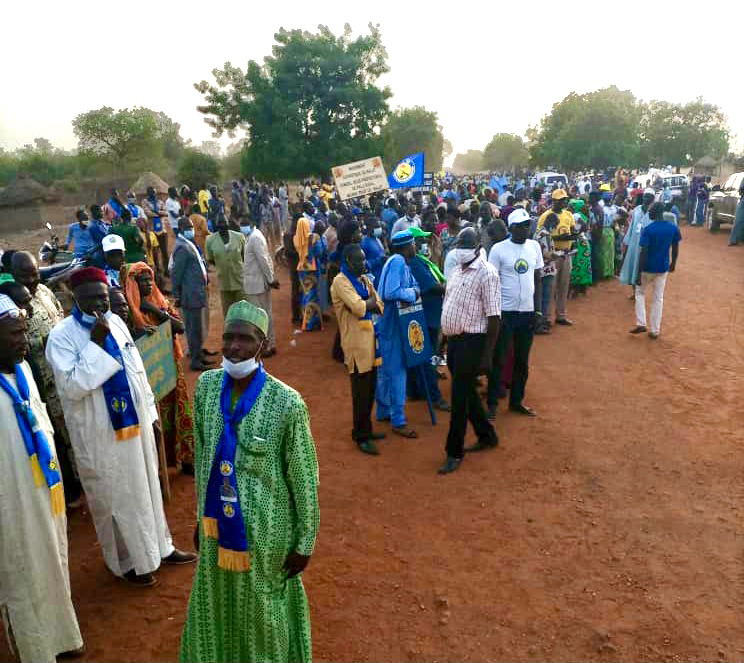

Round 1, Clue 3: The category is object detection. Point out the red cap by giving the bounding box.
[69,267,108,289]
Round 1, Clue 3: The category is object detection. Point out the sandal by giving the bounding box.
[392,427,418,439]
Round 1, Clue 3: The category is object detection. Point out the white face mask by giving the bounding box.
[453,248,478,265]
[222,347,262,380]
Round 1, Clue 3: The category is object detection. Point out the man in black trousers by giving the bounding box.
[438,228,502,475]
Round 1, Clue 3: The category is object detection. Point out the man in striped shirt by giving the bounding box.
[438,227,501,475]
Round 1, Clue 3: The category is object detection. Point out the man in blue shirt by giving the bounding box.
[407,227,449,412]
[64,210,93,259]
[630,203,681,339]
[375,230,420,438]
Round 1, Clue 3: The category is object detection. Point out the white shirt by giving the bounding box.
[488,238,544,312]
[165,197,181,230]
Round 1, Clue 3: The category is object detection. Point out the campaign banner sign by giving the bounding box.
[332,156,390,201]
[135,321,177,401]
[396,299,433,368]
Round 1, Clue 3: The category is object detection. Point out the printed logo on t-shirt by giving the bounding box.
[514,258,529,274]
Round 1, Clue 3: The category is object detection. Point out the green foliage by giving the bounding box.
[194,23,392,179]
[482,133,529,171]
[452,150,484,174]
[640,98,729,166]
[177,149,221,190]
[530,87,641,171]
[0,139,98,188]
[381,106,446,173]
[72,107,184,172]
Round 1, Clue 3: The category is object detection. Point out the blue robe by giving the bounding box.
[361,235,386,286]
[619,206,651,285]
[375,254,418,428]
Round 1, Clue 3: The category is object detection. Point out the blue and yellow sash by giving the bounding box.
[341,263,381,366]
[72,308,140,440]
[0,364,64,515]
[203,366,267,571]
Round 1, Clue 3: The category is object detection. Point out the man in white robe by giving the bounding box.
[46,267,196,587]
[0,294,84,662]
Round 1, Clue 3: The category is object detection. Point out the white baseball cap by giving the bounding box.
[507,208,531,226]
[644,187,656,196]
[102,234,125,253]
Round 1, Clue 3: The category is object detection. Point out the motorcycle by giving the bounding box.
[39,222,74,265]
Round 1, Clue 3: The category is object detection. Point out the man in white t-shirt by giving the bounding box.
[486,208,543,418]
[165,186,182,236]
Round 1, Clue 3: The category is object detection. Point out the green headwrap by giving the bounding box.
[225,300,269,336]
[0,274,16,285]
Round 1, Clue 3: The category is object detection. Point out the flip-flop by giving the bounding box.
[392,427,418,439]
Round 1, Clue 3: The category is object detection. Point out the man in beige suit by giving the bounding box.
[331,244,385,455]
[242,219,279,356]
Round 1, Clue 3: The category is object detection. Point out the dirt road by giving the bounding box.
[1,225,742,662]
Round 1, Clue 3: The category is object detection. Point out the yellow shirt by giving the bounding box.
[331,272,384,374]
[140,230,159,267]
[538,208,576,251]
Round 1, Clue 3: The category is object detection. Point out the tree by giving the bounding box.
[482,133,529,171]
[177,149,221,190]
[530,87,641,171]
[198,140,223,159]
[640,98,729,167]
[381,106,446,173]
[451,150,484,175]
[72,107,185,172]
[195,23,392,179]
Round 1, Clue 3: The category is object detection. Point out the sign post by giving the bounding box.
[135,321,178,501]
[332,156,389,201]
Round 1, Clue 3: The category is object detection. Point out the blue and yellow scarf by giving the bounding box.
[341,263,381,366]
[72,308,140,440]
[0,363,64,515]
[202,366,267,571]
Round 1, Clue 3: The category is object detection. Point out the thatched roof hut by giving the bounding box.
[130,172,170,196]
[0,175,52,207]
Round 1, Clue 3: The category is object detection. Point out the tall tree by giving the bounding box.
[530,87,641,171]
[381,106,446,173]
[640,98,729,167]
[195,23,392,179]
[72,107,184,172]
[482,133,529,171]
[451,150,484,175]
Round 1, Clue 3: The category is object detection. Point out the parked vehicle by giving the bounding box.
[534,171,568,189]
[658,173,688,202]
[707,172,743,231]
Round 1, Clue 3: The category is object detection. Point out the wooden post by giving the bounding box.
[156,403,171,502]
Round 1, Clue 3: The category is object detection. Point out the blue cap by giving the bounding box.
[391,229,414,247]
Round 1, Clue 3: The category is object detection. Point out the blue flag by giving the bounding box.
[388,152,425,189]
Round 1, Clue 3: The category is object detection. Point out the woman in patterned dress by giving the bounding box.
[122,262,195,474]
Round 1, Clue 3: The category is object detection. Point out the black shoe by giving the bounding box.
[534,325,551,335]
[434,399,451,412]
[487,404,497,420]
[437,456,462,475]
[357,440,380,456]
[180,462,195,476]
[555,318,573,326]
[509,403,537,417]
[465,435,499,453]
[162,549,198,565]
[58,645,87,659]
[370,431,387,440]
[122,570,157,587]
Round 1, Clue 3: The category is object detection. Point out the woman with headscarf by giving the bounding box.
[293,211,322,331]
[122,262,195,474]
[568,198,592,294]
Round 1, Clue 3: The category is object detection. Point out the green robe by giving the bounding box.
[180,369,320,663]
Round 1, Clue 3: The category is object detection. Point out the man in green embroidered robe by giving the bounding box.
[180,300,319,663]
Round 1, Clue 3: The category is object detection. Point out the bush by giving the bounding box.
[176,149,221,190]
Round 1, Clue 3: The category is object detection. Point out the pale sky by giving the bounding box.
[2,0,743,165]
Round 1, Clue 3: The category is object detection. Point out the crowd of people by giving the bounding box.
[0,167,688,662]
